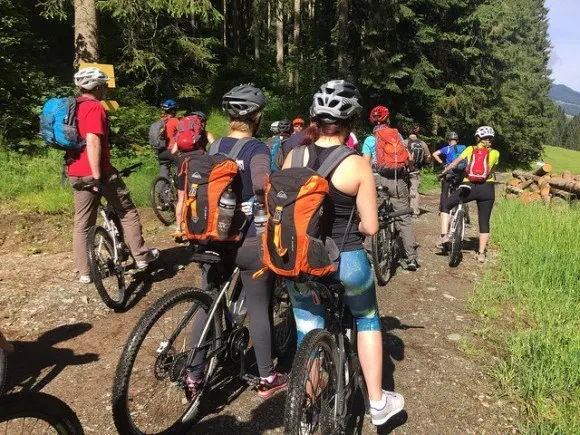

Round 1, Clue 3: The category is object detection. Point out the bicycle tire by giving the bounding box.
[0,348,6,396]
[284,329,341,435]
[112,287,221,435]
[271,278,297,359]
[371,226,393,287]
[87,225,125,309]
[448,210,464,267]
[151,176,176,226]
[0,392,84,434]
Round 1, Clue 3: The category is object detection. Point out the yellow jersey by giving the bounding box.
[460,145,500,182]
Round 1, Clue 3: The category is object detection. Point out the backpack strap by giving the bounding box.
[208,138,223,155]
[228,137,253,160]
[317,146,354,178]
[290,146,307,168]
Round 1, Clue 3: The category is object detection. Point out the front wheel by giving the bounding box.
[87,225,126,309]
[112,287,222,435]
[371,226,393,287]
[448,209,465,267]
[151,176,176,226]
[284,329,342,435]
[0,392,85,434]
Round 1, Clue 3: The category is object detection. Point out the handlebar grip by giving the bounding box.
[387,208,412,219]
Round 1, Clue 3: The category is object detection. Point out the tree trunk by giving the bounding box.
[292,0,301,90]
[223,0,227,46]
[337,0,348,76]
[276,0,284,70]
[550,187,576,201]
[233,0,240,52]
[548,177,580,195]
[190,12,197,37]
[73,0,98,66]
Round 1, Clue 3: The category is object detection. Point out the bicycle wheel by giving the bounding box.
[284,329,341,435]
[151,176,176,226]
[0,392,84,434]
[112,287,222,435]
[371,226,393,286]
[0,348,6,396]
[87,226,126,309]
[448,210,464,267]
[271,278,297,359]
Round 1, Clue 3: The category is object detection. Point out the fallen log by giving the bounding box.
[529,183,540,193]
[548,177,580,196]
[562,170,573,180]
[520,179,535,189]
[550,187,576,201]
[533,163,552,176]
[507,178,521,187]
[512,170,542,182]
[529,192,542,202]
[519,191,531,204]
[540,183,551,205]
[505,185,524,195]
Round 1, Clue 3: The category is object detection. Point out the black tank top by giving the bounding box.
[307,144,363,252]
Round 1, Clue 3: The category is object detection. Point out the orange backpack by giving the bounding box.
[375,127,409,176]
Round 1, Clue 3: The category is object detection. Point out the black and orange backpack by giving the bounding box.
[179,138,251,243]
[257,145,354,281]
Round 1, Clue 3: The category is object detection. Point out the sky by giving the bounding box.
[546,0,580,91]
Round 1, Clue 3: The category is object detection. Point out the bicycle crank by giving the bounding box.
[228,327,249,363]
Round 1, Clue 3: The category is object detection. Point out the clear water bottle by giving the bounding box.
[254,203,268,258]
[217,189,237,240]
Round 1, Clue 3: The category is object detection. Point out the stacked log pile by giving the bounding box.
[505,163,580,204]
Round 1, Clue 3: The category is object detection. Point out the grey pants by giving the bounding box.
[379,176,418,261]
[409,171,420,215]
[69,172,150,276]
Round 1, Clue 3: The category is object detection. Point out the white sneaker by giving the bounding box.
[79,274,92,284]
[370,390,405,426]
[136,248,160,270]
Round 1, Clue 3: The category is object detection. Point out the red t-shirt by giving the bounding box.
[163,116,179,149]
[67,98,114,177]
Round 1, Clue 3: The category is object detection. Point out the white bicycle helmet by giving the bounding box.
[310,80,362,123]
[74,67,109,90]
[270,121,280,134]
[475,126,495,138]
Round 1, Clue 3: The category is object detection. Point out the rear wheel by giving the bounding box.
[271,278,297,359]
[87,226,126,309]
[448,209,464,267]
[151,176,176,226]
[112,287,221,435]
[371,226,393,286]
[284,329,341,435]
[0,348,7,396]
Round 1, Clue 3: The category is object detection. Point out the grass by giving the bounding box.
[418,167,440,194]
[541,146,580,173]
[471,199,580,433]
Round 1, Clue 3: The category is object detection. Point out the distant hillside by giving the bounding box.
[550,84,580,116]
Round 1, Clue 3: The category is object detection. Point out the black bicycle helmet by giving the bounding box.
[310,80,362,123]
[191,111,207,121]
[278,119,293,134]
[448,131,459,141]
[222,84,267,118]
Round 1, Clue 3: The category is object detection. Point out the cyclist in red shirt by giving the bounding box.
[157,99,180,180]
[68,67,159,284]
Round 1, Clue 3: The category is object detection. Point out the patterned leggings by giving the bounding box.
[287,249,381,345]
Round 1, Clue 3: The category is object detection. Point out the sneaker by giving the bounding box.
[476,251,486,263]
[184,375,204,402]
[436,235,450,250]
[405,259,419,271]
[79,274,92,284]
[136,248,160,270]
[370,390,405,426]
[256,372,289,399]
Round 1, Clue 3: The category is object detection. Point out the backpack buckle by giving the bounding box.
[273,206,283,223]
[189,183,198,196]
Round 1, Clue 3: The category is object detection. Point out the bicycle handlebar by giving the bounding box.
[118,162,143,177]
[387,208,412,219]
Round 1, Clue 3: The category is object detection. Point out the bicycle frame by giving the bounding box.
[98,203,125,264]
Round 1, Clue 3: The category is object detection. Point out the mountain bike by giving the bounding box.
[72,163,143,309]
[371,184,412,286]
[444,172,471,226]
[447,184,472,267]
[151,162,178,226]
[284,280,367,434]
[0,392,85,434]
[112,247,296,435]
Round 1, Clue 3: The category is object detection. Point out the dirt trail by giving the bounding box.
[0,191,516,434]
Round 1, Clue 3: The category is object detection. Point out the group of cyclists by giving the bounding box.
[2,66,500,432]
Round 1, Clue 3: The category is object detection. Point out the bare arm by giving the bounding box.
[170,142,178,154]
[86,133,102,180]
[356,160,379,236]
[432,149,443,165]
[362,153,371,164]
[207,131,215,144]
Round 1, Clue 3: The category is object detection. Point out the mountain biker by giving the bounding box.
[292,117,305,134]
[432,132,467,213]
[68,67,158,284]
[270,119,293,170]
[405,124,431,217]
[157,99,180,180]
[363,106,419,271]
[186,85,288,401]
[438,126,499,263]
[283,82,405,426]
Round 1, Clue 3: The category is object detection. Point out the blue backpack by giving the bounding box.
[445,144,467,169]
[39,97,87,151]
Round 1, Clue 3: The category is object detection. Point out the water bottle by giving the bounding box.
[254,203,268,259]
[217,189,237,240]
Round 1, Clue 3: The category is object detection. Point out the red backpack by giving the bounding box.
[375,127,408,176]
[175,114,206,152]
[465,146,491,183]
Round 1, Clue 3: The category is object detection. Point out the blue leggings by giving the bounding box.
[287,249,381,346]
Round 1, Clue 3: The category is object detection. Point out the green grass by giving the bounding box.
[541,146,580,173]
[471,200,580,433]
[418,167,440,194]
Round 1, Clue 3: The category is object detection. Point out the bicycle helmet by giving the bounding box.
[162,99,178,110]
[74,67,109,90]
[222,84,267,118]
[310,80,362,123]
[292,117,305,126]
[278,119,293,134]
[270,121,280,134]
[191,111,207,121]
[475,126,495,138]
[448,131,459,141]
[369,106,389,124]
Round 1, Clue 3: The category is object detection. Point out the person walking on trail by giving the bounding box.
[438,126,499,263]
[363,105,419,272]
[405,124,431,217]
[157,99,180,179]
[292,117,304,134]
[68,67,158,284]
[432,132,467,213]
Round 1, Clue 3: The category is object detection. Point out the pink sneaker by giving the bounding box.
[257,372,289,399]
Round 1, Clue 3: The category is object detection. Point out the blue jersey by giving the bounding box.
[440,144,467,168]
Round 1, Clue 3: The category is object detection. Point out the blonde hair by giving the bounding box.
[228,112,263,134]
